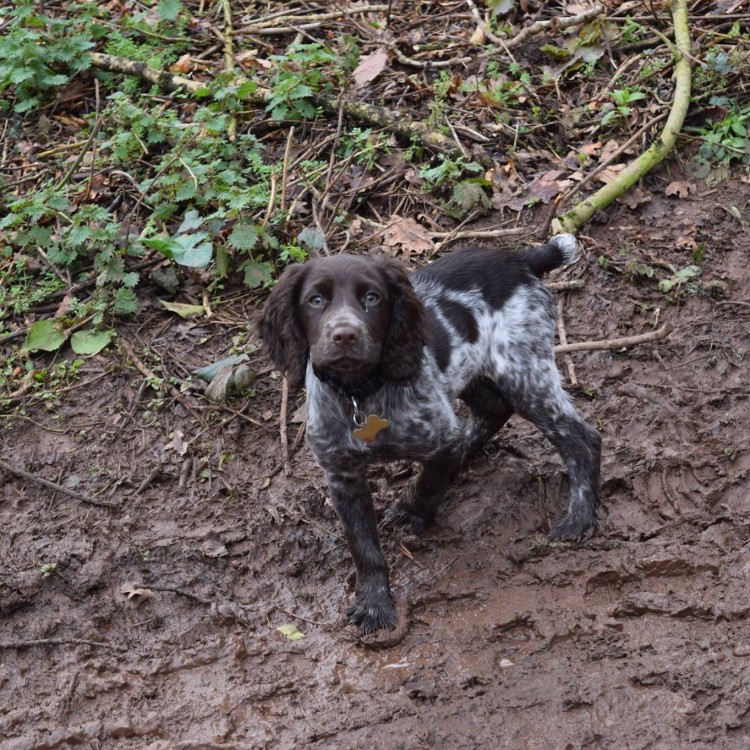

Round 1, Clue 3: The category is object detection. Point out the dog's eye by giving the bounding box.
[308,294,325,307]
[363,291,380,306]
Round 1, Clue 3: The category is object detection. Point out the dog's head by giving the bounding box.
[260,254,427,391]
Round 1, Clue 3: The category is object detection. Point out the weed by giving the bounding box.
[419,155,483,188]
[0,1,102,113]
[265,43,339,120]
[337,128,391,170]
[40,562,58,577]
[691,103,750,167]
[601,87,646,127]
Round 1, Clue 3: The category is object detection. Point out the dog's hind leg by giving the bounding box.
[501,361,601,540]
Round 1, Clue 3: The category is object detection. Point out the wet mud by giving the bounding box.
[2,180,750,749]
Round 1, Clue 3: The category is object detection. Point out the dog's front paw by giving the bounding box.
[382,503,433,535]
[550,510,597,542]
[345,590,397,635]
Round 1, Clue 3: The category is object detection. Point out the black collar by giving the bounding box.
[313,365,385,401]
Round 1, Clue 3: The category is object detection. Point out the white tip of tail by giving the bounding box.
[550,233,581,267]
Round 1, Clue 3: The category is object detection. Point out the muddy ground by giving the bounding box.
[2,175,750,749]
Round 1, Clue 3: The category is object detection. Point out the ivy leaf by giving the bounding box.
[70,329,114,355]
[23,319,67,352]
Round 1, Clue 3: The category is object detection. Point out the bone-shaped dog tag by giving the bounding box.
[353,414,389,443]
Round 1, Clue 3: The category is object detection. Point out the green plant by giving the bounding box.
[692,104,750,167]
[601,87,646,127]
[419,155,483,188]
[265,43,338,120]
[658,264,701,294]
[40,562,58,577]
[337,128,391,170]
[0,1,103,113]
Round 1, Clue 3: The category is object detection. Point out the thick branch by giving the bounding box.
[552,0,691,234]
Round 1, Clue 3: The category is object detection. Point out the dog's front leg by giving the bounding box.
[326,469,397,634]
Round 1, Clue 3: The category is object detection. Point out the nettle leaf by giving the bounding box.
[297,226,326,253]
[243,260,273,288]
[23,319,67,352]
[121,271,140,288]
[113,288,139,315]
[228,223,259,252]
[175,182,198,201]
[157,0,182,21]
[70,329,114,355]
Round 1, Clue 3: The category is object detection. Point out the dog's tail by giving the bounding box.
[521,234,581,277]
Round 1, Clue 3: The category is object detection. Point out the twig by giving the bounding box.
[220,0,237,141]
[429,227,526,240]
[506,5,606,49]
[0,457,120,509]
[55,117,102,190]
[300,517,346,544]
[280,125,295,212]
[556,299,578,386]
[119,339,198,413]
[240,4,389,30]
[0,638,123,651]
[89,52,204,93]
[547,279,585,292]
[273,606,330,627]
[554,323,671,354]
[280,376,291,476]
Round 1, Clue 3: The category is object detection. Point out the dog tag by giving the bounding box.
[353,414,390,443]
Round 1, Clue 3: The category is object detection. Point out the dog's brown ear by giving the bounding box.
[260,264,309,391]
[378,258,427,382]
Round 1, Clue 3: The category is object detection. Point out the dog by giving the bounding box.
[261,235,601,634]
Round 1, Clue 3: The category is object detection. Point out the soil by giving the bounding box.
[3,175,750,750]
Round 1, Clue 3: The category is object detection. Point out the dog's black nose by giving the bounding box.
[331,325,359,349]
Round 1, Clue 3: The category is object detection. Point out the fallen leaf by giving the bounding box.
[276,623,305,641]
[353,48,388,88]
[121,583,155,607]
[170,54,193,74]
[617,186,652,210]
[664,180,696,198]
[160,299,205,319]
[265,504,283,524]
[165,429,188,456]
[201,535,228,558]
[469,25,485,45]
[383,216,434,256]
